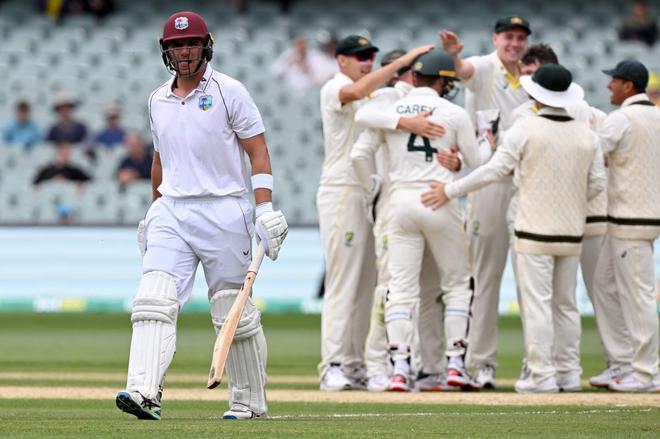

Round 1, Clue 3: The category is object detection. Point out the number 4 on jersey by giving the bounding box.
[407,134,438,162]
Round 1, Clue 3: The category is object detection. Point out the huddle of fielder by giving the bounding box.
[319,15,660,394]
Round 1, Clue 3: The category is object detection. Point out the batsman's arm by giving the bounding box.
[240,133,273,205]
[151,151,162,202]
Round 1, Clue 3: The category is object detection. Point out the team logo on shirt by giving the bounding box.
[199,95,212,111]
[344,232,354,247]
[174,17,189,30]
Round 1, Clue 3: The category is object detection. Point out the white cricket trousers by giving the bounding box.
[385,187,472,361]
[592,235,659,378]
[317,185,376,377]
[143,195,254,305]
[466,178,513,370]
[516,252,581,381]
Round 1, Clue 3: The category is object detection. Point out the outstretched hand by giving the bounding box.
[421,181,449,210]
[400,44,435,65]
[439,30,463,56]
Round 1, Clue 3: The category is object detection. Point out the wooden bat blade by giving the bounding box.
[207,245,266,389]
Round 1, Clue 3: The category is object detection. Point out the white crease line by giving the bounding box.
[266,408,655,420]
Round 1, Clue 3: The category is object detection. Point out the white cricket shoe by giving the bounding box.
[366,374,391,392]
[515,375,559,393]
[589,366,626,388]
[557,372,582,392]
[223,403,261,420]
[414,372,458,392]
[475,364,496,389]
[388,374,410,392]
[320,364,351,391]
[115,391,161,420]
[608,372,653,392]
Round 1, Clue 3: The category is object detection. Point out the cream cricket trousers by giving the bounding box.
[317,185,376,377]
[364,190,446,377]
[385,187,472,362]
[466,178,513,370]
[507,195,583,376]
[516,252,581,381]
[592,235,659,378]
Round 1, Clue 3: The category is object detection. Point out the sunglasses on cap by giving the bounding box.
[352,51,376,62]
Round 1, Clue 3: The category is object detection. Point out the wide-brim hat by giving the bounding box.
[52,92,78,110]
[520,64,583,108]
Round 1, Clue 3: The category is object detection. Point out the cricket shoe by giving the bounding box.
[346,364,368,390]
[608,372,653,392]
[414,371,458,392]
[115,391,161,420]
[515,375,559,393]
[589,366,627,389]
[475,364,496,390]
[388,374,410,392]
[320,364,351,391]
[557,372,582,392]
[223,403,262,420]
[366,374,391,392]
[447,367,481,391]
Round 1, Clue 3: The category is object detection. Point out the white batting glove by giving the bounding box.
[363,174,382,224]
[255,202,288,261]
[137,220,146,257]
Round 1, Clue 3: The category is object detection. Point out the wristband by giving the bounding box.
[255,202,273,218]
[251,173,273,191]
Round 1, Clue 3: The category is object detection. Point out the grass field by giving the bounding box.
[0,313,658,438]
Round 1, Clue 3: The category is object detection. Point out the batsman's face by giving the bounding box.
[165,38,205,76]
[492,30,528,64]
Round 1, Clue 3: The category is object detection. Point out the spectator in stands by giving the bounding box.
[94,103,126,149]
[3,100,40,149]
[116,132,152,188]
[618,0,658,47]
[33,141,91,186]
[46,92,88,145]
[648,70,660,105]
[315,30,340,83]
[271,34,337,95]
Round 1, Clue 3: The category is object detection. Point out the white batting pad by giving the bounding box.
[126,271,179,401]
[210,289,267,415]
[442,288,471,358]
[255,210,288,260]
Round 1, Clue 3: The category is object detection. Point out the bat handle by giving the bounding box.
[248,243,266,274]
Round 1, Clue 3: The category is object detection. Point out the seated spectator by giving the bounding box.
[46,92,88,144]
[271,34,337,94]
[33,141,91,186]
[3,100,41,149]
[95,103,126,149]
[116,132,152,188]
[619,0,658,46]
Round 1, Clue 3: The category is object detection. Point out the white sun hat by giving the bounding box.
[520,64,584,108]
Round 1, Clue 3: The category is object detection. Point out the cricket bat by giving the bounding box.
[207,244,266,389]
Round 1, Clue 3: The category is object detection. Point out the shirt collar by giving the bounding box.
[621,93,651,107]
[408,86,440,97]
[165,64,213,98]
[538,106,570,117]
[491,51,522,90]
[394,81,414,94]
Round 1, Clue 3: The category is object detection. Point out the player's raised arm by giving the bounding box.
[439,30,475,81]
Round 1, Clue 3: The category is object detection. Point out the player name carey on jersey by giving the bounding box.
[396,104,435,115]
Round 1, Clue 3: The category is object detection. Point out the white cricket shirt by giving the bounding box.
[463,51,529,140]
[319,72,365,186]
[148,65,265,198]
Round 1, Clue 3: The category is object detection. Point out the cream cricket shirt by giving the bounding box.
[353,87,483,189]
[148,65,265,198]
[463,51,529,140]
[319,72,365,186]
